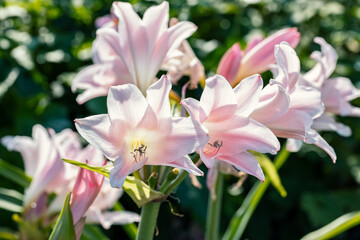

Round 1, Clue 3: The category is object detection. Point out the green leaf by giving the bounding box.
[0,188,23,213]
[123,176,165,208]
[254,152,287,197]
[49,192,76,240]
[0,159,32,188]
[0,227,18,240]
[63,159,165,208]
[62,159,110,178]
[80,225,109,240]
[301,211,360,240]
[222,148,291,240]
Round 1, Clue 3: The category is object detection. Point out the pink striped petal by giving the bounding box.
[233,74,263,116]
[217,43,243,85]
[217,152,265,182]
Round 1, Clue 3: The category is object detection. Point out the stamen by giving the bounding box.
[204,140,223,156]
[130,139,147,163]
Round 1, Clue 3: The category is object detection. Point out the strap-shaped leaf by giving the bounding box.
[63,159,110,178]
[63,159,165,208]
[0,188,23,213]
[0,159,31,188]
[0,227,18,240]
[49,192,76,240]
[301,211,360,240]
[80,225,109,240]
[253,152,287,197]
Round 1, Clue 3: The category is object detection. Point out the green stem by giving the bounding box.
[205,172,224,240]
[222,147,290,240]
[133,170,141,180]
[143,165,150,182]
[164,170,188,195]
[113,202,138,240]
[136,202,161,240]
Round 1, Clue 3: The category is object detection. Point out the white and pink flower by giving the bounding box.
[75,75,209,188]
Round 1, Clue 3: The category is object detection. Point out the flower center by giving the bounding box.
[204,139,223,157]
[130,139,147,163]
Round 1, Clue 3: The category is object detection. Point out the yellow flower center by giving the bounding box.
[130,139,147,163]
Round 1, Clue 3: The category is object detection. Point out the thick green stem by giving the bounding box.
[136,202,161,240]
[222,147,290,240]
[205,172,224,240]
[113,202,138,240]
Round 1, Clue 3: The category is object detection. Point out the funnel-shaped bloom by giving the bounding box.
[2,125,64,208]
[86,179,140,229]
[249,42,336,162]
[72,1,197,104]
[217,28,300,86]
[75,75,208,188]
[182,75,280,181]
[161,18,205,89]
[300,37,360,137]
[70,166,104,239]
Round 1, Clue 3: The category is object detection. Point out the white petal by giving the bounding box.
[217,152,265,182]
[75,114,122,160]
[146,75,172,119]
[233,74,263,116]
[107,84,158,129]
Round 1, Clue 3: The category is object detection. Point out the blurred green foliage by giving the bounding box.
[0,0,360,239]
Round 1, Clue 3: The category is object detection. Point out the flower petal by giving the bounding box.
[86,210,140,230]
[109,155,147,189]
[274,42,300,92]
[75,114,122,160]
[266,109,313,140]
[163,155,203,176]
[250,83,290,124]
[305,129,337,163]
[107,84,158,129]
[71,168,104,225]
[200,75,237,120]
[146,75,172,119]
[217,43,242,86]
[217,152,265,182]
[235,28,300,83]
[233,74,263,116]
[148,117,209,166]
[181,97,207,122]
[205,115,280,158]
[290,85,324,119]
[286,139,303,152]
[312,113,351,137]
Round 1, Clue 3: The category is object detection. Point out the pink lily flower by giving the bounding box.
[1,125,64,209]
[300,37,360,137]
[181,74,280,181]
[75,75,208,188]
[217,28,300,86]
[70,165,104,239]
[85,178,140,229]
[161,18,205,89]
[249,42,336,162]
[72,1,197,104]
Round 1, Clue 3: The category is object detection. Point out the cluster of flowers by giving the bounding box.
[72,1,360,188]
[3,1,360,238]
[2,125,139,238]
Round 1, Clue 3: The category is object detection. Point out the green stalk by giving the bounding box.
[135,202,161,240]
[164,170,188,195]
[114,202,138,240]
[222,147,290,240]
[205,172,224,240]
